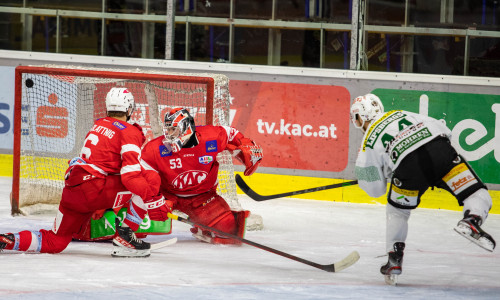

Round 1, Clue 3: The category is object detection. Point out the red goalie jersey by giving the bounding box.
[141,125,242,196]
[140,123,262,244]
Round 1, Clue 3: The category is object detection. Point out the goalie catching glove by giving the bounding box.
[144,194,172,222]
[230,138,263,176]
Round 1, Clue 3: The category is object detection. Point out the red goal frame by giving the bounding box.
[11,65,216,215]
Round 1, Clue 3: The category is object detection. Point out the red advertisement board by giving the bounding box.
[230,81,351,172]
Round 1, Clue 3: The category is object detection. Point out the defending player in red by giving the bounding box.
[140,107,263,244]
[0,87,156,257]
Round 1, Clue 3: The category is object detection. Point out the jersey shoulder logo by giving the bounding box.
[206,140,217,152]
[199,155,213,165]
[112,121,126,130]
[159,145,172,157]
[363,110,405,151]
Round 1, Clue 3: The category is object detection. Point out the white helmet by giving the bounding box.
[105,87,135,116]
[350,93,384,130]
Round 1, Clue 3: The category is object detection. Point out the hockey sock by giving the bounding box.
[122,196,148,232]
[7,231,43,252]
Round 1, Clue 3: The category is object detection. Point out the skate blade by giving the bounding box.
[454,228,495,252]
[192,232,213,244]
[111,247,151,258]
[384,274,398,286]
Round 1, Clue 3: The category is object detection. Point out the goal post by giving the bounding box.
[11,65,263,230]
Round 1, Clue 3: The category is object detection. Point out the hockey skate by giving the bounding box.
[0,233,14,251]
[380,242,405,286]
[454,213,496,252]
[111,219,151,258]
[191,227,215,243]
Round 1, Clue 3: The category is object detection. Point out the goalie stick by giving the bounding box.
[167,212,360,273]
[235,174,359,201]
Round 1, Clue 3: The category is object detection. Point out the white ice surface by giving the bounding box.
[1,176,499,299]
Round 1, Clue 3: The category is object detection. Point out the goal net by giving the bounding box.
[12,65,263,230]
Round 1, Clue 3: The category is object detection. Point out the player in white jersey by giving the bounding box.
[350,93,496,284]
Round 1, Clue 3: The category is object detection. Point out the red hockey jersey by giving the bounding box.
[141,125,242,197]
[68,117,152,201]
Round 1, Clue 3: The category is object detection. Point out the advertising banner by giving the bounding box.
[21,74,78,153]
[373,89,500,184]
[0,66,14,150]
[230,81,351,172]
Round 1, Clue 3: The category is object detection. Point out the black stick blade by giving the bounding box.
[235,174,358,201]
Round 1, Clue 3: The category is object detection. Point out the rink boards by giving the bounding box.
[1,152,497,214]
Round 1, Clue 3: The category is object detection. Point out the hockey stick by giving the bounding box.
[235,174,359,201]
[167,212,360,273]
[151,237,178,250]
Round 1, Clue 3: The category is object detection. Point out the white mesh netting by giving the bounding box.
[14,65,263,230]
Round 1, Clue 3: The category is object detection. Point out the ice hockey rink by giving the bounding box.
[0,176,499,300]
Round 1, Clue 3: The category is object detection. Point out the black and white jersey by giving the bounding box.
[355,110,452,198]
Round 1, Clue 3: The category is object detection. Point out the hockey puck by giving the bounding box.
[25,78,34,88]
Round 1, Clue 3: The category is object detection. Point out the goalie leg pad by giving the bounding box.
[73,208,172,242]
[210,210,249,245]
[181,192,248,245]
[189,208,235,245]
[190,210,249,245]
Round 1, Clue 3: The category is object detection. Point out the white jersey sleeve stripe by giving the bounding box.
[140,159,158,173]
[121,164,141,174]
[88,164,108,175]
[121,144,141,156]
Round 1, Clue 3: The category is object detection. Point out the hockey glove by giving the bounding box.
[144,194,171,222]
[232,138,263,176]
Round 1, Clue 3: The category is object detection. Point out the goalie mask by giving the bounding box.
[350,93,384,131]
[105,87,135,120]
[163,107,195,147]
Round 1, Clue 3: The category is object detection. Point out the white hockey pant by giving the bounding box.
[462,188,492,222]
[386,204,411,253]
